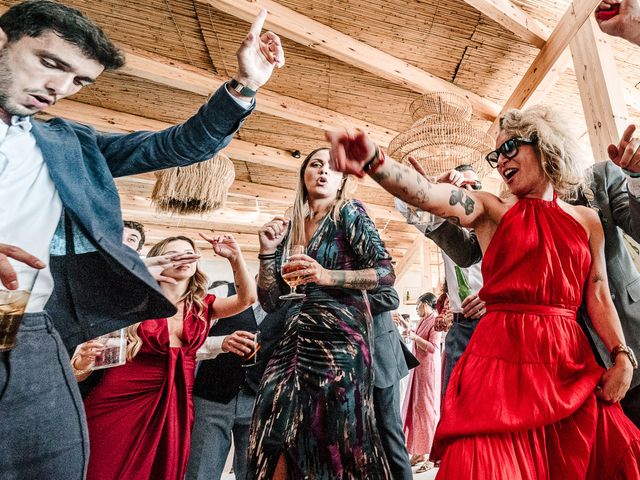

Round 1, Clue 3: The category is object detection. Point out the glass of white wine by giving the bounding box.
[279,244,307,300]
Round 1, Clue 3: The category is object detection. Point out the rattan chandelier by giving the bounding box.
[151,152,235,215]
[388,92,494,179]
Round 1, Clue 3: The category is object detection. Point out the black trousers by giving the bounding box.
[621,384,640,429]
[373,382,413,480]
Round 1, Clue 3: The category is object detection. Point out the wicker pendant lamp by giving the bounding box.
[151,152,235,215]
[387,92,494,178]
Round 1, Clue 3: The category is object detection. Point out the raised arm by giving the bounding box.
[97,9,285,177]
[582,209,635,402]
[257,217,290,312]
[200,234,257,319]
[326,130,487,228]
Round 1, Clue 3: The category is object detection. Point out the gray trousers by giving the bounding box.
[373,382,413,480]
[442,316,480,399]
[0,313,88,480]
[186,389,256,480]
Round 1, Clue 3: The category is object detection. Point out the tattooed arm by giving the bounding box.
[326,130,488,228]
[581,206,634,402]
[257,217,289,312]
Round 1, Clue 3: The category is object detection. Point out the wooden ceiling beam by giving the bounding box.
[461,0,550,48]
[394,237,425,284]
[45,99,384,190]
[488,0,602,137]
[459,0,572,110]
[570,16,629,162]
[202,0,501,120]
[120,46,397,146]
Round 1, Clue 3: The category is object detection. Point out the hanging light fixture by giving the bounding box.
[388,92,494,179]
[151,152,235,215]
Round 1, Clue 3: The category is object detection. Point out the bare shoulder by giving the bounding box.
[476,191,515,223]
[558,201,600,238]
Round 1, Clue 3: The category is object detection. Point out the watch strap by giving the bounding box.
[610,344,638,369]
[229,78,257,98]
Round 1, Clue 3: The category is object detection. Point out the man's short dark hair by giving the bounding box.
[123,220,145,251]
[455,164,476,174]
[0,0,124,70]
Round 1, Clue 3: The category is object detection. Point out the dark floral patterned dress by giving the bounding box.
[247,200,395,479]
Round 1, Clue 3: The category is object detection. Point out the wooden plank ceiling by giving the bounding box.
[6,0,640,266]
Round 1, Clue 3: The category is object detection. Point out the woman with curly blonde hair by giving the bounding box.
[327,106,640,479]
[74,234,256,480]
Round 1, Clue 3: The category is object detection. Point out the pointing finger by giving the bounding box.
[249,8,268,39]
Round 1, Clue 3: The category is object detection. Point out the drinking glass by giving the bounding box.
[241,330,261,368]
[279,245,307,300]
[0,261,39,352]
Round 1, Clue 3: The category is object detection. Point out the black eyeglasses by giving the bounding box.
[485,136,537,168]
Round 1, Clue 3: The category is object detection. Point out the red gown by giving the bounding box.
[432,197,640,479]
[84,295,214,480]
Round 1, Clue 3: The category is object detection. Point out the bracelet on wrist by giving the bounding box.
[258,253,277,260]
[71,356,92,377]
[363,145,386,175]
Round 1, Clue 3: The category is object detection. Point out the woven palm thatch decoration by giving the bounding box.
[151,152,235,215]
[388,92,494,179]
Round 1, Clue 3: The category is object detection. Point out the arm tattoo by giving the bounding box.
[258,259,281,311]
[449,189,475,215]
[592,271,605,283]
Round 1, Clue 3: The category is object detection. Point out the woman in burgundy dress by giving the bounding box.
[327,106,640,478]
[72,234,256,480]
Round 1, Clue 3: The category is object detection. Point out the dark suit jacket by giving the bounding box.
[369,286,410,389]
[35,86,252,349]
[426,162,640,388]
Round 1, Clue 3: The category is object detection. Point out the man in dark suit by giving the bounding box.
[369,286,415,480]
[187,282,289,480]
[0,2,284,477]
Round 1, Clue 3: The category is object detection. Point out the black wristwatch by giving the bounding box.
[228,78,257,98]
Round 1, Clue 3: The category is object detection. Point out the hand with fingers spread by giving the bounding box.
[596,0,640,46]
[144,252,200,284]
[200,233,241,262]
[221,330,258,357]
[0,243,45,290]
[461,293,486,320]
[607,124,640,174]
[258,217,289,254]
[324,129,377,178]
[281,254,330,286]
[234,8,285,94]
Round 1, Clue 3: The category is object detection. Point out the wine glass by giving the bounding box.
[279,244,307,300]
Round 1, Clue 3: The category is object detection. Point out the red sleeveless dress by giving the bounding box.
[432,197,640,479]
[84,295,214,480]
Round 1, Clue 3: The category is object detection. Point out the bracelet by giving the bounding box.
[363,144,380,173]
[70,355,92,377]
[363,145,386,175]
[258,253,277,260]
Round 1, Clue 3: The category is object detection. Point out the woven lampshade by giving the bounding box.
[388,92,494,179]
[151,152,235,215]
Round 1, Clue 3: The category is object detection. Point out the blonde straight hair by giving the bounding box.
[287,147,358,248]
[125,236,209,361]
